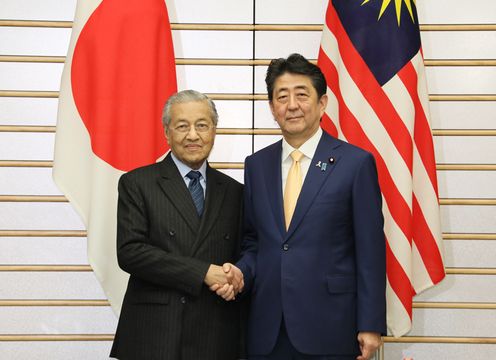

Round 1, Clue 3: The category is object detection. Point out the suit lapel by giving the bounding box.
[264,140,286,238]
[157,154,200,233]
[190,165,227,254]
[286,132,342,239]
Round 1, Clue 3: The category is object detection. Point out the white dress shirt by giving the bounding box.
[170,152,207,197]
[281,127,323,193]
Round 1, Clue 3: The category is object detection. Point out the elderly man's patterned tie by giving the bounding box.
[186,170,204,216]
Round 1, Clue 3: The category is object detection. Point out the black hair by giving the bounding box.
[265,53,327,101]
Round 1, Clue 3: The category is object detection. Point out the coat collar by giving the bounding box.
[156,153,227,254]
[157,154,200,233]
[285,132,343,239]
[263,140,286,238]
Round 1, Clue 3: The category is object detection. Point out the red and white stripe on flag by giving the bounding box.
[53,0,177,313]
[317,1,445,337]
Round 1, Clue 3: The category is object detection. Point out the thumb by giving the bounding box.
[223,263,232,273]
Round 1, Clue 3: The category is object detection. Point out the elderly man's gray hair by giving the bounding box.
[162,89,219,127]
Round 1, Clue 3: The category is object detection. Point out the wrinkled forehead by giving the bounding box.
[169,100,214,123]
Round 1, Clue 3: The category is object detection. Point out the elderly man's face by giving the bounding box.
[165,100,216,170]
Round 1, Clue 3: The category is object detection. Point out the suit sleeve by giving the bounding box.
[116,173,210,297]
[236,156,258,293]
[352,153,387,334]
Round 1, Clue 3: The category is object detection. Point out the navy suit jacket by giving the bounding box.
[237,131,386,356]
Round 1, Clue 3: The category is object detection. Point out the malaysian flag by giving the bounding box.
[317,0,445,337]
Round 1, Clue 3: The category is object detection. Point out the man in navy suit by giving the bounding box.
[223,54,386,360]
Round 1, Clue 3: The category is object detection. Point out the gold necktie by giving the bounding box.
[284,149,304,230]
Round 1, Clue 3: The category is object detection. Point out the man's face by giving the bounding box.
[270,72,328,145]
[165,100,216,170]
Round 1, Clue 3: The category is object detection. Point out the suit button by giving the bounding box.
[180,296,186,304]
[283,244,289,251]
[224,234,230,240]
[169,230,175,236]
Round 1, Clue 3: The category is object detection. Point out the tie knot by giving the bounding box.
[186,170,201,180]
[290,150,304,162]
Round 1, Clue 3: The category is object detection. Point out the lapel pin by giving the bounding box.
[316,160,328,171]
[329,157,335,164]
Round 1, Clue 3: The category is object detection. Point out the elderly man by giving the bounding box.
[110,90,244,360]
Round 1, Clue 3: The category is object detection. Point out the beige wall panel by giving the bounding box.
[254,134,282,152]
[422,31,496,60]
[0,98,59,126]
[0,306,116,334]
[255,31,321,60]
[0,0,76,21]
[426,67,496,95]
[208,134,252,163]
[0,133,54,160]
[255,0,325,24]
[254,65,270,94]
[415,275,496,302]
[409,308,496,337]
[0,203,84,230]
[0,272,106,299]
[0,237,87,264]
[434,136,496,164]
[430,102,496,130]
[385,343,496,360]
[437,171,496,199]
[215,100,253,129]
[218,169,244,184]
[254,100,278,128]
[444,240,496,268]
[417,0,496,24]
[0,27,71,56]
[441,205,496,233]
[0,168,61,195]
[0,63,63,91]
[173,30,253,59]
[0,342,112,360]
[166,0,253,24]
[176,65,252,94]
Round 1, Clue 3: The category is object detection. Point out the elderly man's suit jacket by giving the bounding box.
[237,131,386,357]
[110,154,244,360]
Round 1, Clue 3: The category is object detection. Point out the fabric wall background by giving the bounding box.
[0,0,495,358]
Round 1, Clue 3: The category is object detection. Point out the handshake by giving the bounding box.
[204,263,244,301]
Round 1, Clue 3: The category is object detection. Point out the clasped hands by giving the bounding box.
[204,263,244,301]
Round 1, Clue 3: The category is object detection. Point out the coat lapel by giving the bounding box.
[264,140,286,238]
[286,132,342,239]
[157,154,200,233]
[190,165,227,254]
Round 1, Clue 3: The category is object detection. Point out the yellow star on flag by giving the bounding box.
[361,0,416,25]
